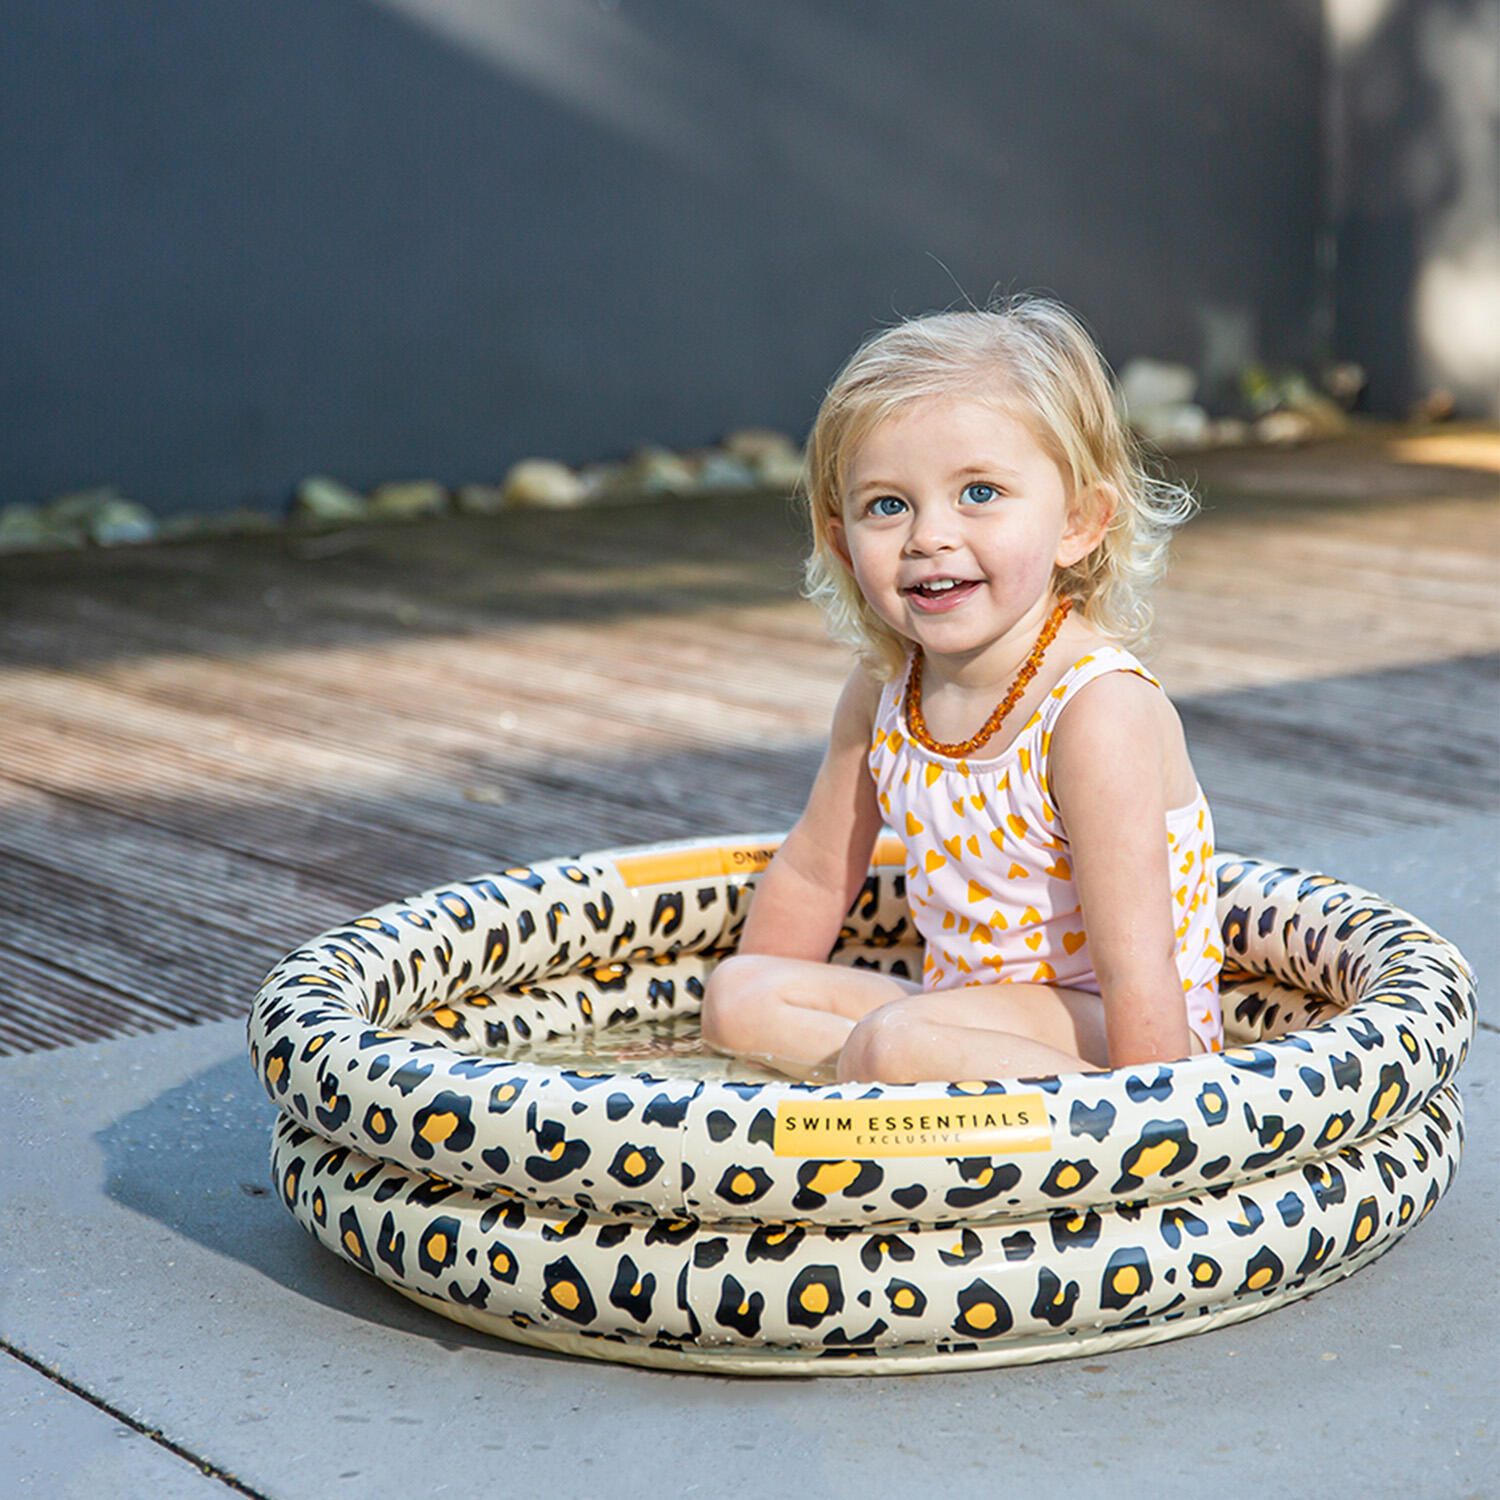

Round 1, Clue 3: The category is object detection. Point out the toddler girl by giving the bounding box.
[701,297,1222,1083]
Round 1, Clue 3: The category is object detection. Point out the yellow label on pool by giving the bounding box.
[615,843,780,887]
[615,835,907,889]
[772,1094,1052,1157]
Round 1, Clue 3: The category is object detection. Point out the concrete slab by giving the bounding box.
[1,821,1494,1500]
[1,1350,234,1499]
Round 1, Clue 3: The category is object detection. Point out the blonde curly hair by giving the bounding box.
[802,296,1197,679]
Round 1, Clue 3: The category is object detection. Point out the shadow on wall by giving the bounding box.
[1,0,1324,511]
[1328,0,1500,417]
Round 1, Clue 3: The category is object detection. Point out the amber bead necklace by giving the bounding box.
[904,596,1072,758]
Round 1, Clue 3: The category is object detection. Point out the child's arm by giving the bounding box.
[737,668,885,961]
[1048,672,1196,1067]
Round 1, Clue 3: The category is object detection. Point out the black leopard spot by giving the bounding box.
[787,1265,844,1327]
[859,1234,915,1271]
[1039,1158,1099,1198]
[1032,1268,1080,1328]
[410,1091,475,1160]
[541,1256,597,1323]
[337,1207,374,1272]
[1158,1205,1208,1248]
[1069,1098,1116,1141]
[1112,1119,1198,1192]
[938,1228,983,1266]
[1049,1208,1103,1252]
[953,1279,1012,1338]
[608,1143,664,1187]
[792,1160,884,1211]
[1238,1245,1284,1294]
[944,1159,1022,1209]
[714,1275,763,1337]
[608,1256,655,1321]
[715,1165,773,1205]
[1099,1247,1152,1309]
[746,1224,806,1262]
[1345,1196,1381,1253]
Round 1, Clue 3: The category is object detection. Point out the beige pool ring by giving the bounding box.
[249,835,1474,1374]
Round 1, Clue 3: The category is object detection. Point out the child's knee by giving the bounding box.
[837,1005,918,1083]
[701,955,768,1051]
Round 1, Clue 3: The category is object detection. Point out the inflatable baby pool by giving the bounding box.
[248,836,1473,1374]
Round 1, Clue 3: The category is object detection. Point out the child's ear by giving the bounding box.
[827,515,854,570]
[1056,483,1117,567]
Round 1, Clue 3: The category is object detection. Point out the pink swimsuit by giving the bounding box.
[868,646,1223,1052]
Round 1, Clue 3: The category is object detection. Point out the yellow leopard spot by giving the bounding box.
[1247,1266,1274,1289]
[807,1161,862,1195]
[551,1280,581,1311]
[1194,1260,1215,1282]
[1056,1167,1081,1191]
[1130,1140,1180,1177]
[266,1055,285,1086]
[426,1232,449,1261]
[623,1150,647,1178]
[343,1228,362,1255]
[963,1301,998,1331]
[431,1007,459,1028]
[800,1283,830,1314]
[369,1109,387,1134]
[1370,1081,1402,1122]
[420,1111,459,1144]
[730,1171,757,1197]
[894,1287,916,1309]
[1113,1266,1140,1296]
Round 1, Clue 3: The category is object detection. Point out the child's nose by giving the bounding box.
[902,505,960,556]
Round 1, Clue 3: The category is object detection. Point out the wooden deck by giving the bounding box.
[1,427,1495,1054]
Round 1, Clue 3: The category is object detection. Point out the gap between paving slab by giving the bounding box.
[1,822,1494,1500]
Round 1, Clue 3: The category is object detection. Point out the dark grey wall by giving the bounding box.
[2,0,1324,514]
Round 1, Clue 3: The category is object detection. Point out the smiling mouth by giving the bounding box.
[904,577,981,611]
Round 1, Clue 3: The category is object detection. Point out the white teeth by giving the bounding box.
[915,579,962,594]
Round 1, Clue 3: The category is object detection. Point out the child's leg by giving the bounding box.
[702,954,920,1080]
[835,981,1111,1083]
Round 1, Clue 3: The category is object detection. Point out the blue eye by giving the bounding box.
[962,482,999,505]
[868,496,907,517]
